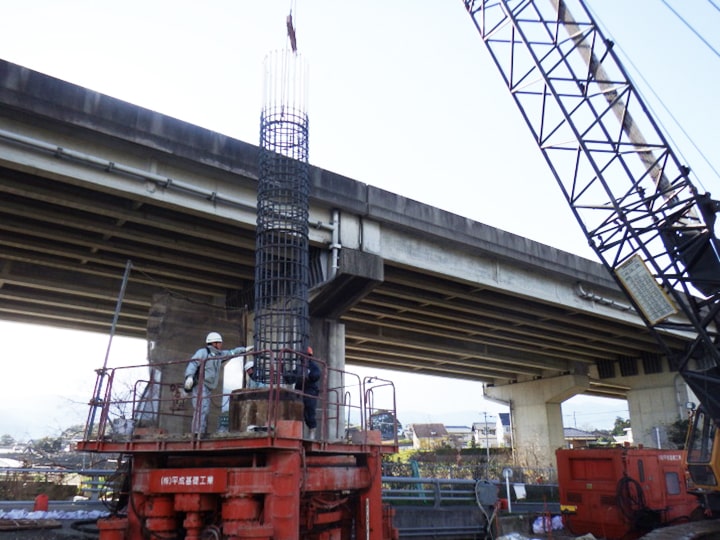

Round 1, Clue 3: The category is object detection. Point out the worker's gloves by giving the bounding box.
[184,376,194,391]
[243,345,254,353]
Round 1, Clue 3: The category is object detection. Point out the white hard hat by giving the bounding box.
[244,360,254,371]
[206,331,223,344]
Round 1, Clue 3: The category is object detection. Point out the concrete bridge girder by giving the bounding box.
[0,95,668,381]
[338,209,639,329]
[0,59,699,463]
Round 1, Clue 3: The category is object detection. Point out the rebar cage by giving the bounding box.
[255,50,311,382]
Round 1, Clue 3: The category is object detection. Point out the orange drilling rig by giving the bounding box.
[77,350,398,540]
[77,29,398,540]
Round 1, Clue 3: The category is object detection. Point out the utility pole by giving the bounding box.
[483,412,490,463]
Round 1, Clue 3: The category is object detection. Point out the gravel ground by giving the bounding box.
[0,520,98,540]
[0,503,105,540]
[0,515,590,540]
[1,521,589,540]
[0,526,588,540]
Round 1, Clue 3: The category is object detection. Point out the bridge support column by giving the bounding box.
[144,293,248,435]
[485,374,589,468]
[311,317,346,440]
[625,373,688,448]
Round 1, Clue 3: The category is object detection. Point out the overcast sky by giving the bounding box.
[1,1,718,439]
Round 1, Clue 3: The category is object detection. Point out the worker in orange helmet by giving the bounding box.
[294,346,321,438]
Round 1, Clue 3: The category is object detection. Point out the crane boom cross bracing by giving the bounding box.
[463,0,720,414]
[463,0,720,495]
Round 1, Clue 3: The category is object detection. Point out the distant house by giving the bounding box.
[472,416,499,449]
[613,427,633,445]
[497,413,512,447]
[563,427,599,448]
[445,425,473,448]
[408,423,449,450]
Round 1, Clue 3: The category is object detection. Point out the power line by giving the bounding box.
[565,410,629,417]
[661,0,720,59]
[613,43,720,190]
[586,1,720,189]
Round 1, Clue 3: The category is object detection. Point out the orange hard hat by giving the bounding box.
[307,346,313,355]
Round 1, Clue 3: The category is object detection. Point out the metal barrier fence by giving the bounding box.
[0,468,116,502]
[1,468,555,511]
[2,469,483,507]
[382,477,481,507]
[382,462,557,485]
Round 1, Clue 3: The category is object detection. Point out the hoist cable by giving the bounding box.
[586,1,720,189]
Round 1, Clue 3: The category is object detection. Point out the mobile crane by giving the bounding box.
[462,0,720,531]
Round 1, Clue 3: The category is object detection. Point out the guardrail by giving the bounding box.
[3,468,483,507]
[382,477,482,507]
[0,467,116,502]
[2,468,554,513]
[383,477,501,539]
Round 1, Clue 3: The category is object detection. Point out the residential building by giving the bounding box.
[445,425,473,448]
[563,427,599,448]
[497,413,512,447]
[472,416,499,449]
[408,423,449,450]
[613,427,633,445]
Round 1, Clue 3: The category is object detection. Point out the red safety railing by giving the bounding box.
[81,349,397,447]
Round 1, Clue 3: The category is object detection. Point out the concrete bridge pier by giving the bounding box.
[625,372,690,448]
[484,374,590,468]
[310,317,346,440]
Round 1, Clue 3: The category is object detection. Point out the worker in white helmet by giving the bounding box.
[184,331,254,435]
[244,360,267,389]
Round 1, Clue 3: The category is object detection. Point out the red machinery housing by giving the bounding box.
[77,351,398,540]
[557,447,702,539]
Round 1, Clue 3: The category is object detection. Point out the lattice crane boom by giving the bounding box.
[463,0,720,431]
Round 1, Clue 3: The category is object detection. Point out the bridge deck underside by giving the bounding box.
[0,164,682,397]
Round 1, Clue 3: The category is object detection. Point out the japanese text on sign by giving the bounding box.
[159,474,215,487]
[615,254,677,325]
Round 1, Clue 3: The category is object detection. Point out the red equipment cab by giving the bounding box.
[557,447,701,539]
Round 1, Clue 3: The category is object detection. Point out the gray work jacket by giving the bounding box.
[184,345,248,390]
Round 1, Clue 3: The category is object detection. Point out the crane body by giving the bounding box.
[462,0,720,533]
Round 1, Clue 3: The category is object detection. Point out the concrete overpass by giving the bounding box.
[0,60,692,464]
